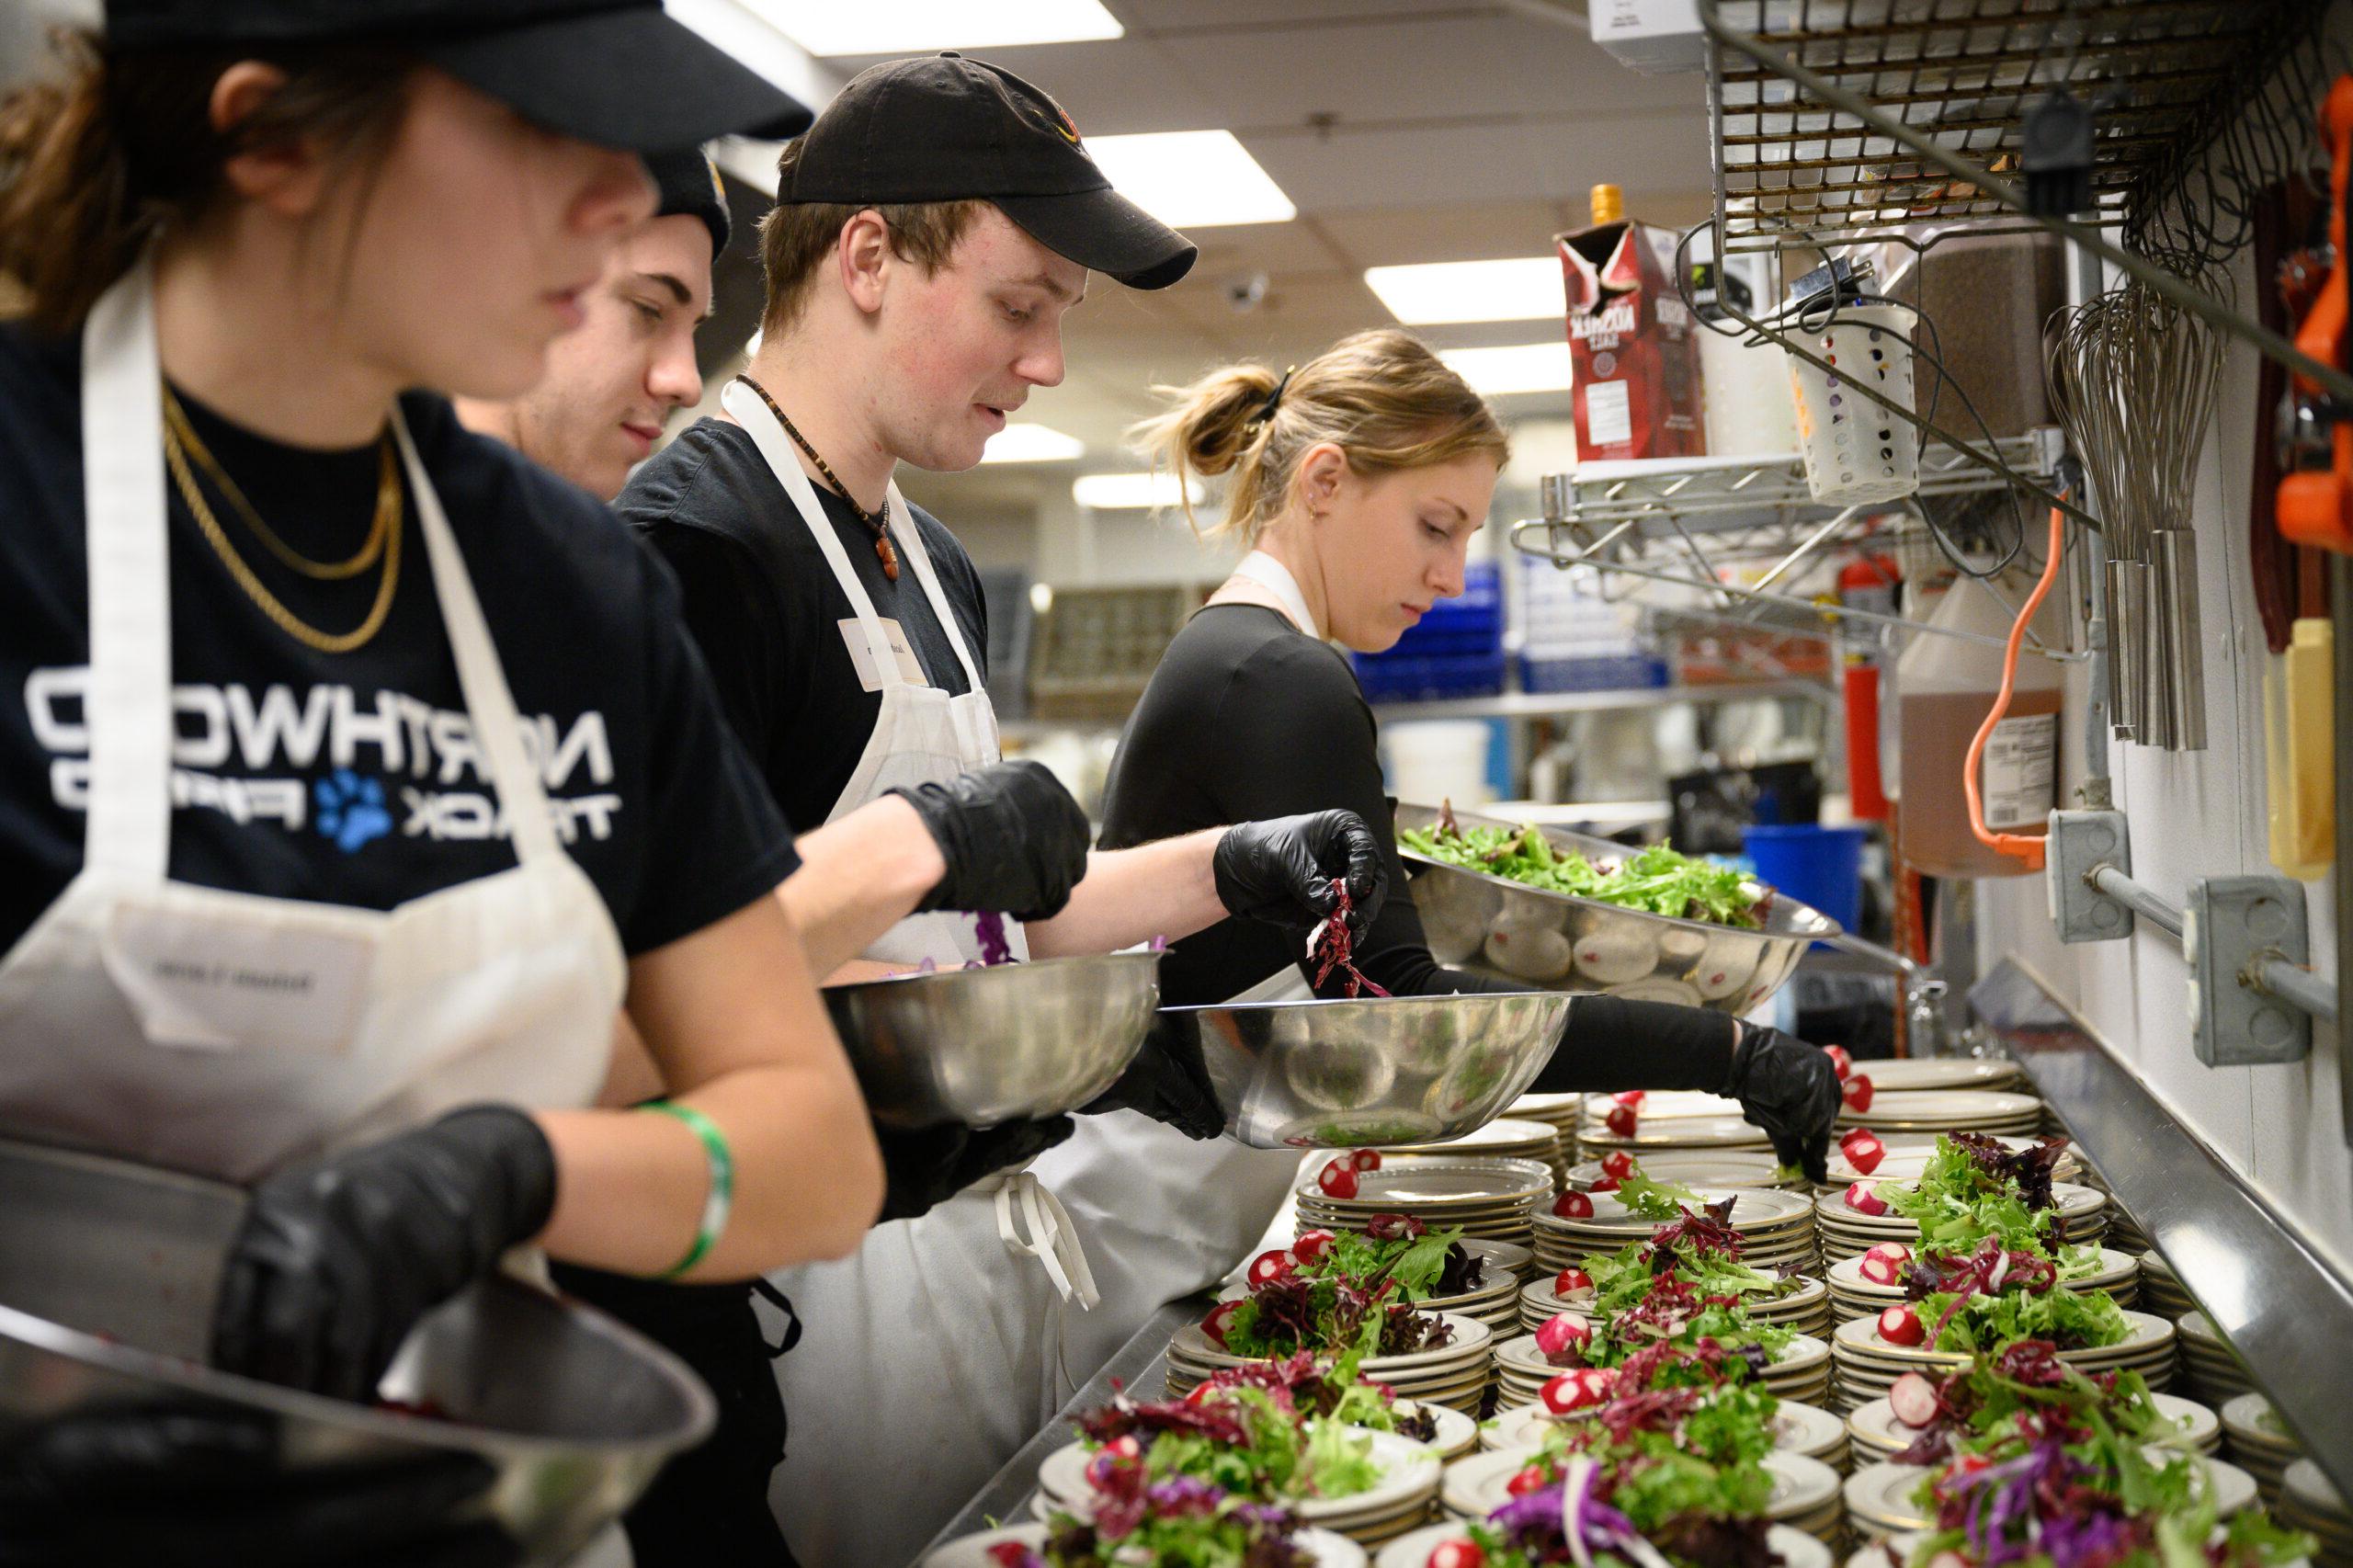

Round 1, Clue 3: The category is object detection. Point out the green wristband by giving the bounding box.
[641,1100,733,1279]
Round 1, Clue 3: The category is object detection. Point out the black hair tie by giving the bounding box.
[1251,365,1295,426]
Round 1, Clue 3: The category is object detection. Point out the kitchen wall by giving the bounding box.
[1969,231,2353,1285]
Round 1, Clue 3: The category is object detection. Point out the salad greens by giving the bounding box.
[1584,1201,1795,1321]
[1885,1343,2188,1469]
[1212,1219,1459,1360]
[1301,1214,1481,1302]
[1617,1166,1708,1222]
[1877,1134,2091,1260]
[1399,812,1767,929]
[1014,1481,1314,1568]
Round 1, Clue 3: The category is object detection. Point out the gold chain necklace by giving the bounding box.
[735,374,899,581]
[162,387,391,580]
[161,399,404,654]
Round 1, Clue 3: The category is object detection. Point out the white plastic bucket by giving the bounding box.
[1383,720,1495,806]
[1784,303,1920,505]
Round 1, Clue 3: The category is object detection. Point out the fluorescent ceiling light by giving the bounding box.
[748,0,1121,55]
[1364,257,1564,324]
[1085,131,1296,229]
[1073,472,1206,510]
[980,423,1087,464]
[1440,342,1575,396]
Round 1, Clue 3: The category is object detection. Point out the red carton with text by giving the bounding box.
[1557,184,1706,464]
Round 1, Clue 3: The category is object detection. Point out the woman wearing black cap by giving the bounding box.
[0,6,888,1562]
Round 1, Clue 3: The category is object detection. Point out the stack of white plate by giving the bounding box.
[1824,1245,2140,1320]
[2281,1460,2353,1568]
[2136,1249,2200,1320]
[1507,1093,1583,1163]
[930,1521,1368,1567]
[1382,1523,1832,1568]
[1382,1120,1565,1186]
[1484,1397,1848,1468]
[1574,1113,1775,1161]
[1834,1090,2044,1137]
[1392,1401,1482,1462]
[1813,1182,2109,1265]
[1567,1149,1804,1195]
[2177,1312,2257,1404]
[1031,1428,1443,1550]
[1164,1315,1495,1419]
[1828,1310,2176,1412]
[1442,1449,1844,1543]
[1488,1331,1835,1409]
[1845,1391,2220,1464]
[1410,1238,1534,1333]
[2107,1206,2155,1255]
[2222,1393,2304,1503]
[1533,1187,1818,1275]
[1518,1273,1831,1337]
[1855,1059,2024,1095]
[1819,1133,2083,1198]
[1297,1158,1554,1253]
[1844,1455,2261,1540]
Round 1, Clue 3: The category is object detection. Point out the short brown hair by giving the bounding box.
[754,138,988,336]
[1131,328,1512,544]
[0,29,412,335]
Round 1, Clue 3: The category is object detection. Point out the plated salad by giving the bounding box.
[1399,808,1768,930]
[1857,1135,2093,1262]
[1205,1222,1458,1360]
[1582,1195,1802,1320]
[1005,1480,1318,1568]
[1875,1342,2195,1468]
[1883,1238,2131,1356]
[1287,1213,1485,1302]
[1539,1269,1796,1379]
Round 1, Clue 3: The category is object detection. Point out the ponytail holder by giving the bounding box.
[1251,366,1295,426]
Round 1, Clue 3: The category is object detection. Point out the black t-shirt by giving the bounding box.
[0,322,798,956]
[618,417,990,831]
[1098,603,1518,1006]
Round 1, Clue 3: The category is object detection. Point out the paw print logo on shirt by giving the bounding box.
[313,768,392,853]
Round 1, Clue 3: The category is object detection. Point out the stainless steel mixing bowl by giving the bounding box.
[823,950,1161,1129]
[1396,803,1838,1016]
[1159,991,1574,1149]
[0,1136,714,1565]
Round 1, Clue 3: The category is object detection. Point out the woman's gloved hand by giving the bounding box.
[211,1106,557,1404]
[1212,810,1385,936]
[874,1116,1075,1222]
[1721,1024,1844,1183]
[1080,1017,1225,1140]
[892,760,1092,921]
[0,1403,518,1568]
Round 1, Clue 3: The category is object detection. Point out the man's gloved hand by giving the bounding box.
[0,1403,518,1568]
[1211,810,1386,936]
[892,760,1092,922]
[1079,1017,1225,1141]
[1721,1024,1843,1183]
[875,1115,1075,1222]
[211,1106,556,1404]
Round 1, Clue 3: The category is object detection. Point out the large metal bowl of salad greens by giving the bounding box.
[0,1136,715,1567]
[1393,803,1839,1016]
[1162,991,1574,1149]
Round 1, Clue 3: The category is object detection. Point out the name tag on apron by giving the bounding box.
[103,899,375,1055]
[838,618,929,691]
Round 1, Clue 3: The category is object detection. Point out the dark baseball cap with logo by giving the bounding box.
[106,0,813,153]
[780,53,1197,291]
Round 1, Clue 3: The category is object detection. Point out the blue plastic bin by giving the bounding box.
[1742,823,1868,936]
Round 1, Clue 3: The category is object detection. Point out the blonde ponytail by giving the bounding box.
[1130,328,1509,545]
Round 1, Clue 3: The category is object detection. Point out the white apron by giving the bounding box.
[0,256,626,1185]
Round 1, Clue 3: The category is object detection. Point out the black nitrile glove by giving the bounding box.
[893,760,1092,922]
[1211,810,1386,936]
[211,1106,556,1404]
[1722,1024,1844,1183]
[1080,1017,1225,1140]
[0,1403,518,1568]
[875,1115,1075,1222]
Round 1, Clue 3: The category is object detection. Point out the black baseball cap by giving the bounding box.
[649,147,731,258]
[780,53,1197,291]
[106,1,814,153]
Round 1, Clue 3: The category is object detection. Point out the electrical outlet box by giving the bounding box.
[2184,876,2312,1067]
[2047,810,2132,943]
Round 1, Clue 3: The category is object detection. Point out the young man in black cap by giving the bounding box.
[616,55,1379,1567]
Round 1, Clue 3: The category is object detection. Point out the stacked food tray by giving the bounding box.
[1296,1157,1554,1253]
[1381,1119,1565,1188]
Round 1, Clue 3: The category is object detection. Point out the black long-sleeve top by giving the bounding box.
[1098,603,1741,1096]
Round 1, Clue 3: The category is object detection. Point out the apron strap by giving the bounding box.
[749,1277,804,1359]
[889,492,987,699]
[982,1169,1099,1312]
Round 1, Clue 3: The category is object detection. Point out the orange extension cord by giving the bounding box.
[1961,500,2069,871]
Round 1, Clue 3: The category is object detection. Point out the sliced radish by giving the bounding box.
[1878,1303,1926,1347]
[1246,1249,1296,1289]
[1592,1176,1620,1194]
[1889,1370,1939,1427]
[1535,1312,1592,1361]
[988,1545,1031,1568]
[1553,1191,1595,1220]
[1318,1160,1358,1199]
[1843,1074,1876,1113]
[1553,1267,1595,1301]
[1864,1242,1913,1267]
[1506,1464,1551,1497]
[1844,1181,1889,1217]
[1843,1132,1887,1175]
[1604,1105,1640,1138]
[1825,1045,1853,1081]
[1599,1150,1635,1180]
[1351,1149,1384,1173]
[1613,1091,1646,1110]
[1427,1541,1486,1568]
[1538,1372,1593,1415]
[1202,1300,1245,1346]
[1184,1381,1218,1406]
[1858,1251,1906,1288]
[1293,1229,1336,1265]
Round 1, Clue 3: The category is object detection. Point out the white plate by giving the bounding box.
[1382,1119,1561,1157]
[1396,1402,1480,1459]
[1568,1152,1799,1191]
[1831,1307,2173,1368]
[1483,1397,1846,1460]
[1816,1180,2107,1232]
[1835,1089,2043,1127]
[1574,1114,1777,1150]
[2221,1392,2295,1449]
[1381,1523,1829,1568]
[1825,1244,2137,1300]
[1298,1157,1556,1208]
[1849,1060,2022,1093]
[1038,1428,1438,1523]
[1580,1090,1746,1122]
[1847,1390,2220,1456]
[927,1520,1368,1567]
[1843,1452,2256,1533]
[1545,1185,1816,1234]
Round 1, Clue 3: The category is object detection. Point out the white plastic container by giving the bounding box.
[1700,321,1801,456]
[1893,566,2063,879]
[1784,304,1920,506]
[1383,720,1495,807]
